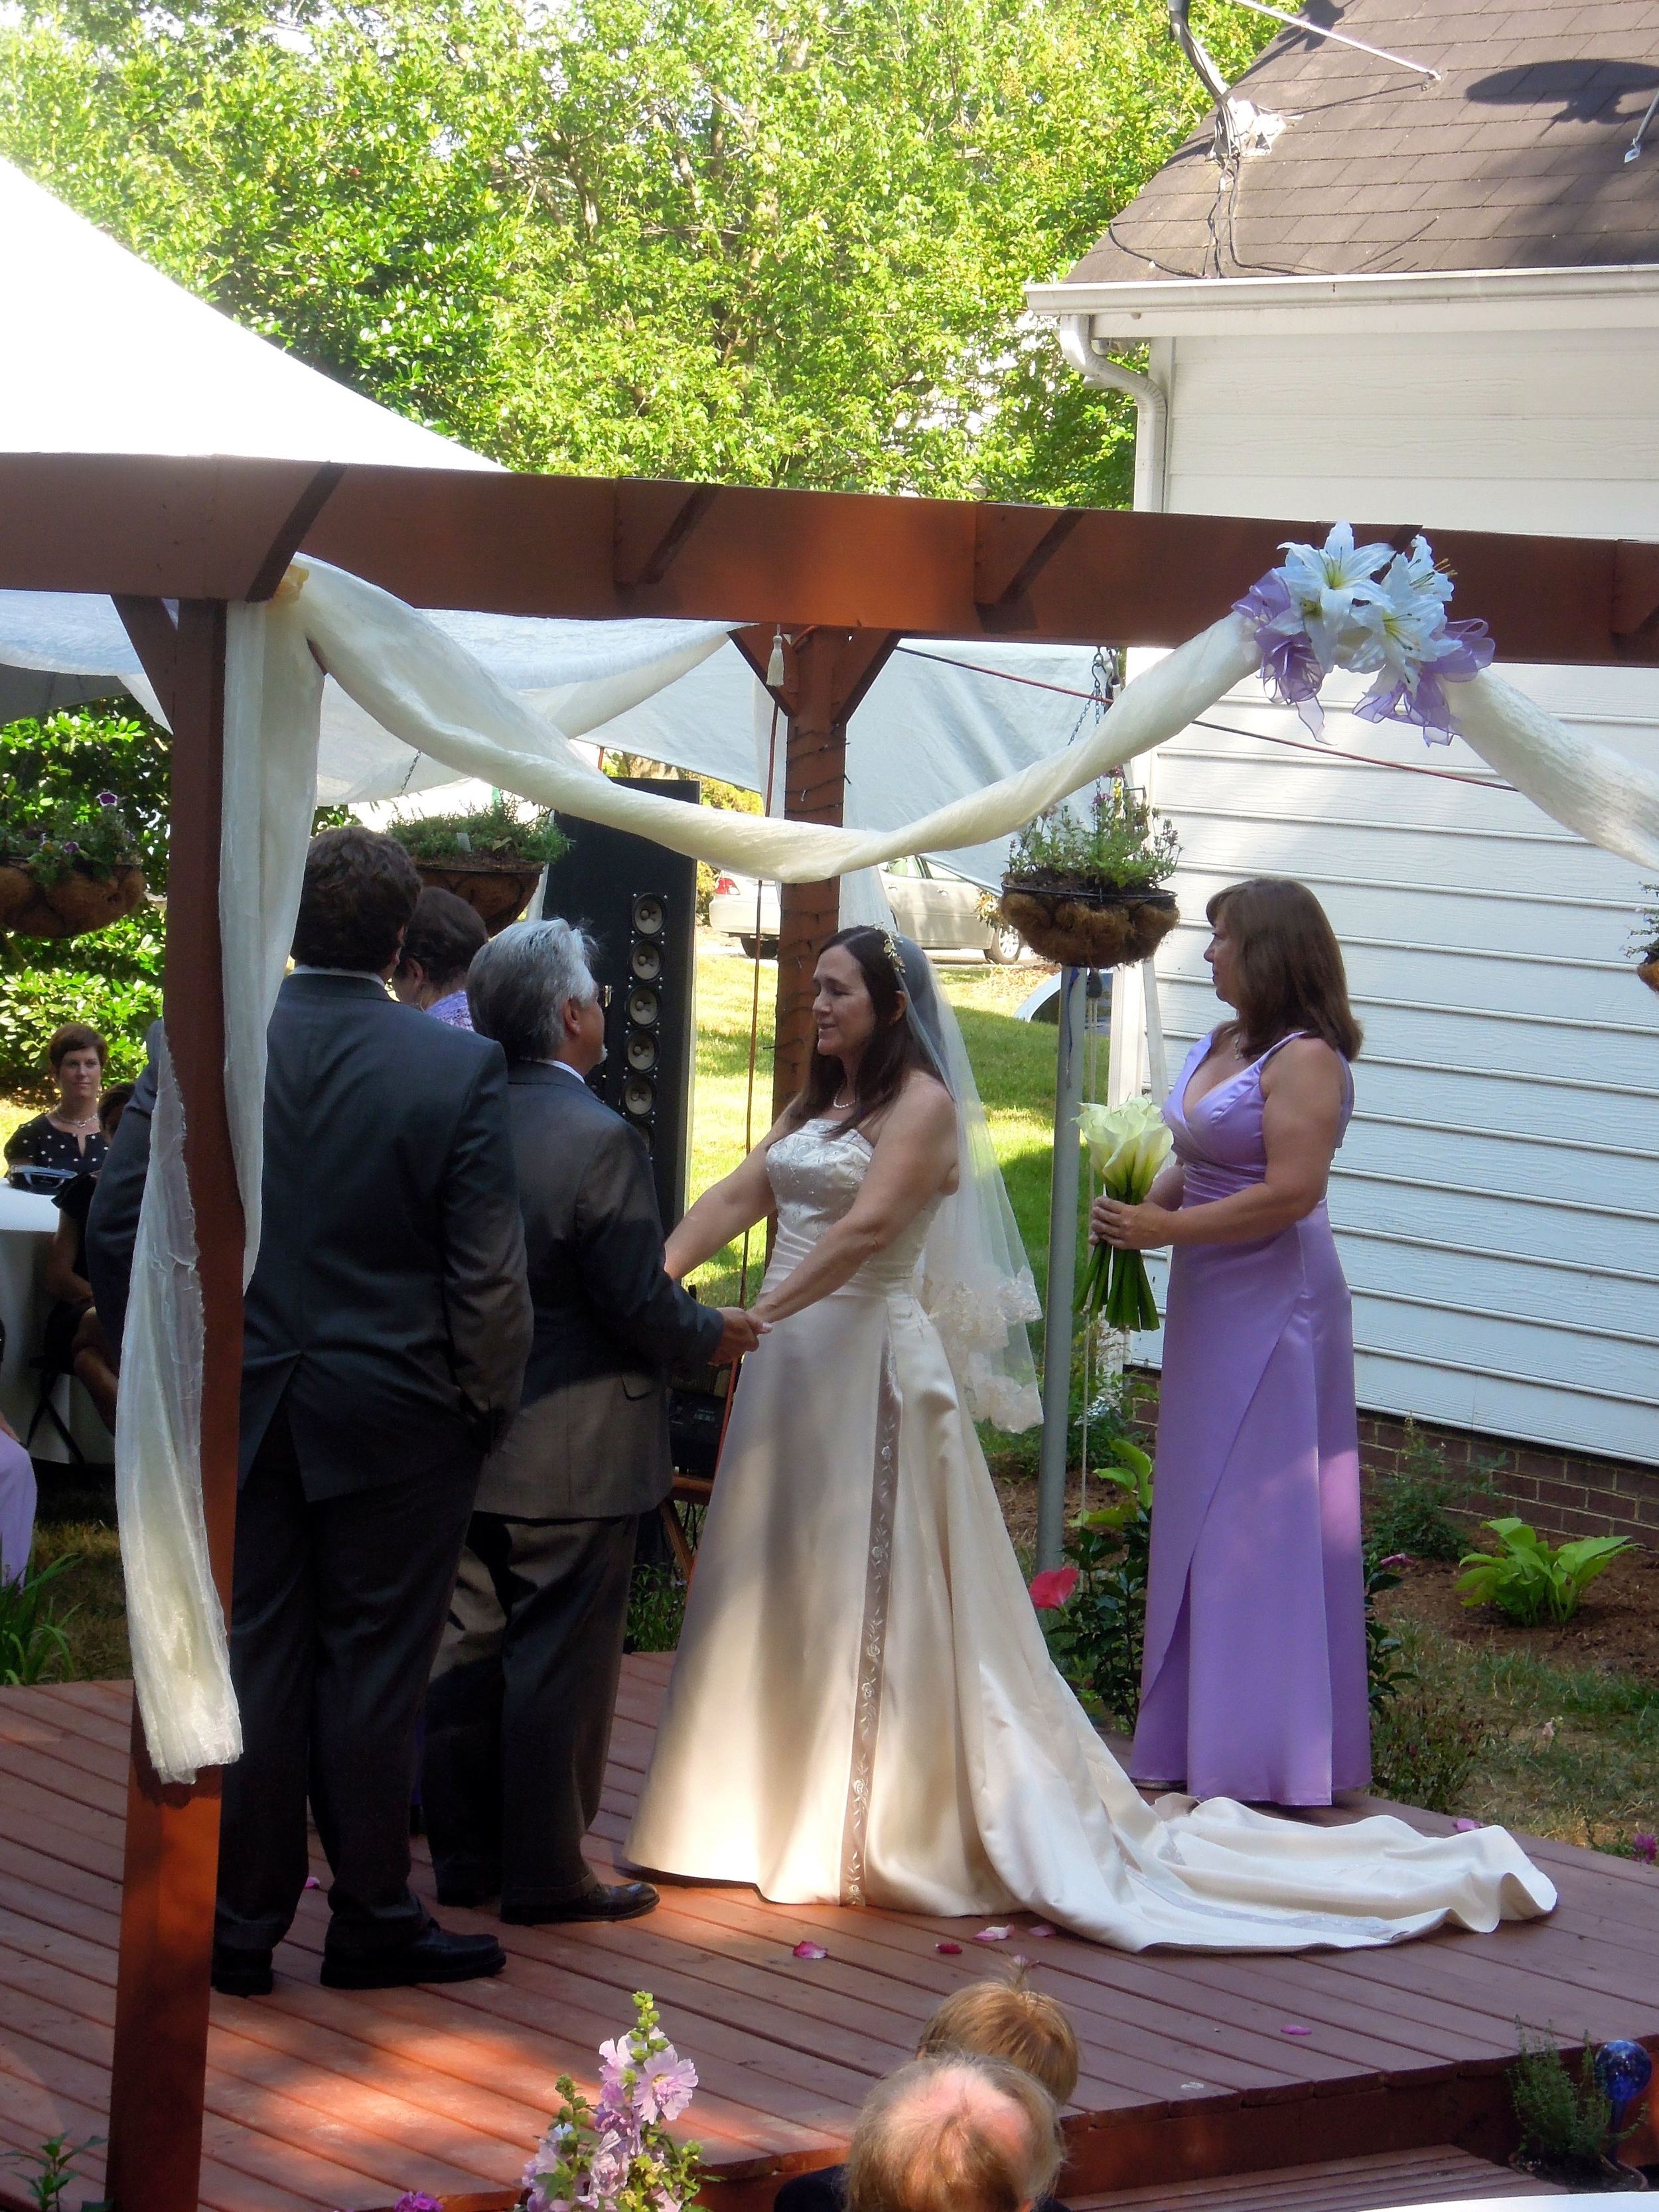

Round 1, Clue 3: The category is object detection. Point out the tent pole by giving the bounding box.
[1036,966,1086,1573]
[106,599,245,2212]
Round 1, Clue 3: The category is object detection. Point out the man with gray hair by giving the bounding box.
[845,2054,1065,2212]
[423,917,761,1923]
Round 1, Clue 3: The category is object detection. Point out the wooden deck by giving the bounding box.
[2,1655,1657,2212]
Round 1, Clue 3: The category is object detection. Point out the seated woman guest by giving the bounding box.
[1090,877,1366,1809]
[392,887,488,1029]
[44,1082,133,1432]
[4,1024,109,1182]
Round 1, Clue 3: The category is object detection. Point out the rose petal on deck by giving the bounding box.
[936,1941,964,1954]
[1028,1924,1056,1938]
[974,1925,1012,1943]
[792,1941,828,1960]
[1281,2024,1312,2036]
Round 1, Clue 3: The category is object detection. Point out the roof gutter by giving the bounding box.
[1056,314,1168,514]
[1029,259,1659,338]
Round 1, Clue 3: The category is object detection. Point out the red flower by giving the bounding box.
[1029,1566,1078,1611]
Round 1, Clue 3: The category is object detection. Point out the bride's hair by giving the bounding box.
[786,924,937,1138]
[1208,877,1363,1062]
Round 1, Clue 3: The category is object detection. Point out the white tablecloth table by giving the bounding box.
[0,1183,114,1462]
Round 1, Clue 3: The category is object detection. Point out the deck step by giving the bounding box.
[1074,2146,1562,2212]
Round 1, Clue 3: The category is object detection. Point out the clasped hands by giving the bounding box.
[1090,1196,1178,1252]
[713,1305,772,1363]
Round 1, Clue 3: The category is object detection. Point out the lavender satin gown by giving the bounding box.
[1131,1031,1370,1807]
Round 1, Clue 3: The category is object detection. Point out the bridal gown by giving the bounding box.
[626,1117,1555,1951]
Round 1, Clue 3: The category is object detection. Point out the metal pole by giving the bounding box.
[1036,966,1086,1572]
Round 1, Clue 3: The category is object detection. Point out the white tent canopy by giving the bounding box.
[0,155,1111,879]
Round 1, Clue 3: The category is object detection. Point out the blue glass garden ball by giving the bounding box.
[1595,2039,1653,2131]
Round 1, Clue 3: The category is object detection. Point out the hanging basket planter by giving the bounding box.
[0,861,147,939]
[411,856,545,935]
[998,876,1179,971]
[1637,948,1659,995]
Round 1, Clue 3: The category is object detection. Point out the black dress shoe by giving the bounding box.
[212,1943,274,1997]
[320,1921,506,1990]
[500,1880,659,1927]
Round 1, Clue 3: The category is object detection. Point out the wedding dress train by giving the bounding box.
[626,1119,1554,1951]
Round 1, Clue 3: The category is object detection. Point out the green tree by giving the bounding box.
[0,0,1272,503]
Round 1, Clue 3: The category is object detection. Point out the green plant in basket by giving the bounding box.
[1075,1098,1172,1332]
[1006,782,1179,891]
[386,792,569,866]
[1456,1518,1631,1628]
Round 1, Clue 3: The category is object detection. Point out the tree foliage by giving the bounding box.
[0,0,1273,504]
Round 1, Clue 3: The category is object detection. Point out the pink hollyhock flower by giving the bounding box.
[639,2050,698,2124]
[792,1940,828,1959]
[393,2196,445,2212]
[598,2033,632,2104]
[1029,1566,1078,1611]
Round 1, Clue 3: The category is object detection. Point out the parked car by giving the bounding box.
[707,855,1024,962]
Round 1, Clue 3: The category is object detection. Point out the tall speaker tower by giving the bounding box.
[541,780,699,1231]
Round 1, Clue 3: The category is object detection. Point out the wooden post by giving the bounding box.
[758,628,898,1116]
[106,599,246,2212]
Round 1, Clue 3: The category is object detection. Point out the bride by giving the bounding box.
[626,925,1553,1951]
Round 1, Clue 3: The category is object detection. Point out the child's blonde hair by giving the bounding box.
[915,1961,1080,2105]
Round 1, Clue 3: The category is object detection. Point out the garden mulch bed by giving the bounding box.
[1380,1547,1659,1682]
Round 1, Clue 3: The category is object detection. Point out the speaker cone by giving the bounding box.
[632,894,666,937]
[628,985,660,1027]
[630,941,663,982]
[626,1031,658,1072]
[623,1076,656,1118]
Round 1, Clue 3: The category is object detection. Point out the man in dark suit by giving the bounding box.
[422,916,759,1924]
[89,827,532,1995]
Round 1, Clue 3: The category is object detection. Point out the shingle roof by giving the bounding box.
[1065,0,1659,285]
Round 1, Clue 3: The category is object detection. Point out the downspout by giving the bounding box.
[1056,313,1168,514]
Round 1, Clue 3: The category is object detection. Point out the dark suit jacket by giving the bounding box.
[476,1060,722,1520]
[88,976,532,1499]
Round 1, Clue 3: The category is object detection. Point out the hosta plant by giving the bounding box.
[1456,1518,1631,1628]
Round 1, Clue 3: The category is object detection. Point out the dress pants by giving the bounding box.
[423,1510,637,1913]
[216,1403,477,1955]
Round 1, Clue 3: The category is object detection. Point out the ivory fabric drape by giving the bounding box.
[124,553,1659,1781]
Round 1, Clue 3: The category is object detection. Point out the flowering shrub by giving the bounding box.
[523,1992,700,2212]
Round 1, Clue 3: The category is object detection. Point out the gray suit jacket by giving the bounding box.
[478,1061,723,1520]
[89,976,532,1499]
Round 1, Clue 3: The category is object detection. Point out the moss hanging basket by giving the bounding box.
[412,856,545,935]
[998,875,1179,970]
[0,861,147,939]
[1638,948,1659,995]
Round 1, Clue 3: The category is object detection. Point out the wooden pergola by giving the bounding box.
[5,449,1659,2212]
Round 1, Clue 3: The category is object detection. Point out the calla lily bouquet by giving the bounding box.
[522,1992,700,2212]
[1076,1100,1173,1333]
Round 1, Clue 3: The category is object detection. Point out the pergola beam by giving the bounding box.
[5,453,1659,666]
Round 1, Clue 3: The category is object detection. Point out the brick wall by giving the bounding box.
[1122,1369,1659,1546]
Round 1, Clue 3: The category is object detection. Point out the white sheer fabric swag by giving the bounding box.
[123,552,1659,1780]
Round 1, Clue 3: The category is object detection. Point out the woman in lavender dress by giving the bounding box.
[1092,877,1368,1808]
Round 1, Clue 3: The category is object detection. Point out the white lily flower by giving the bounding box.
[1276,522,1394,673]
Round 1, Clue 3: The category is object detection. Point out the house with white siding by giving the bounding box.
[1027,0,1659,1518]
